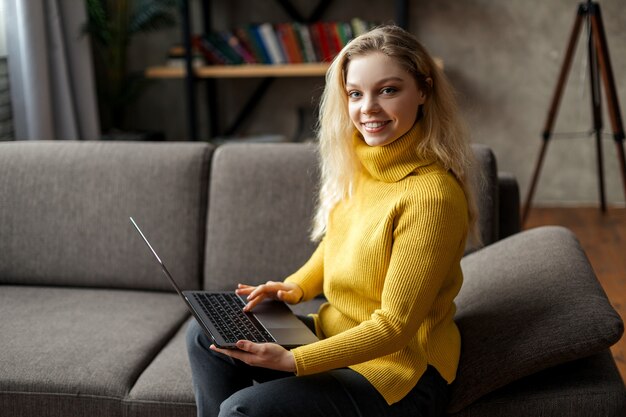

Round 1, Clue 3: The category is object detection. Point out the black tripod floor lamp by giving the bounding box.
[521,1,626,225]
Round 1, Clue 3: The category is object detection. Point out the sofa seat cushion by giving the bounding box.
[449,350,626,417]
[448,226,624,412]
[0,286,189,417]
[126,319,196,417]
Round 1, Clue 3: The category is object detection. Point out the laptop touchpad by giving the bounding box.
[253,300,305,329]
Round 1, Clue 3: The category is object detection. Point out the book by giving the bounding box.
[219,30,256,64]
[336,22,353,47]
[185,18,375,67]
[308,22,323,62]
[192,34,229,65]
[293,23,318,63]
[257,23,286,64]
[206,32,244,65]
[311,22,332,62]
[351,17,369,37]
[324,22,342,60]
[274,23,294,63]
[276,23,303,63]
[239,25,271,64]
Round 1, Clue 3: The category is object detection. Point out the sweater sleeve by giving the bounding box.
[284,239,325,302]
[291,178,468,375]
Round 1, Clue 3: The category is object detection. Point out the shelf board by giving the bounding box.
[146,57,443,80]
[145,63,330,79]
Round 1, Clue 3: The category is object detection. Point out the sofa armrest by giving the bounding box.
[497,171,521,239]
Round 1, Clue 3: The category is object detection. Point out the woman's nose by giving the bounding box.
[361,95,380,114]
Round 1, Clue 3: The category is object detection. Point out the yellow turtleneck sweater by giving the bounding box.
[284,123,468,405]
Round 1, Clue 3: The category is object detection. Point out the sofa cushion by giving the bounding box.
[126,320,196,417]
[0,285,189,417]
[0,141,212,291]
[204,143,319,290]
[448,350,626,417]
[448,226,624,412]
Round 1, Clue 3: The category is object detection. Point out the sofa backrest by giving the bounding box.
[0,141,212,291]
[0,141,499,292]
[204,142,499,290]
[204,143,320,290]
[470,144,498,250]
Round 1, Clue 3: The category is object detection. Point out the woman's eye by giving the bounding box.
[381,87,397,95]
[348,91,362,99]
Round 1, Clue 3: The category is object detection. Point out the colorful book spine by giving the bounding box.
[191,34,228,65]
[240,25,271,64]
[294,23,317,63]
[324,22,342,60]
[350,17,369,37]
[187,19,374,67]
[336,22,353,48]
[258,23,286,64]
[276,23,303,63]
[206,32,244,65]
[311,22,332,62]
[233,27,260,63]
[219,30,256,64]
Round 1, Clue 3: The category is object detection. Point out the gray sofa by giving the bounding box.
[0,140,623,417]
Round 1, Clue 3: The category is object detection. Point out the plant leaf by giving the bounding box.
[129,0,179,35]
[83,0,113,46]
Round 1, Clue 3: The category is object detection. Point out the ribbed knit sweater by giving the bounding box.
[284,122,469,405]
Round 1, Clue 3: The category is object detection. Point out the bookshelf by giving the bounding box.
[150,0,410,140]
[145,63,329,79]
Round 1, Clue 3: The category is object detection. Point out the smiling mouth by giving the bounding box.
[362,121,390,132]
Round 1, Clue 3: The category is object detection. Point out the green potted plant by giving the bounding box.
[83,0,179,137]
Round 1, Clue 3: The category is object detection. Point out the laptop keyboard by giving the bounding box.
[193,293,275,344]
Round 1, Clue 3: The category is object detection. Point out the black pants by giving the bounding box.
[186,319,449,417]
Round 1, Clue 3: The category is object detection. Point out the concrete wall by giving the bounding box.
[128,0,626,206]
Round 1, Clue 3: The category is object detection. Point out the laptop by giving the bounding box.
[130,217,318,349]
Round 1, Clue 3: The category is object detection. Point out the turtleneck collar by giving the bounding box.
[353,122,434,183]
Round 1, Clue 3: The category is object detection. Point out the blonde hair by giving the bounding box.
[312,25,480,245]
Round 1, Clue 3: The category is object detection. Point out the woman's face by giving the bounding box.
[345,52,425,147]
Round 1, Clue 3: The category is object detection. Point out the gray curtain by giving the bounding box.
[4,0,100,140]
[0,0,12,140]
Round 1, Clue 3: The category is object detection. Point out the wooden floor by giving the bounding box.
[524,206,626,382]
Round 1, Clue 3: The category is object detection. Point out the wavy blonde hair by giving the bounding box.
[311,25,479,244]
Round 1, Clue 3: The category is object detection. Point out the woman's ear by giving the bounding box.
[419,77,433,101]
[417,86,429,104]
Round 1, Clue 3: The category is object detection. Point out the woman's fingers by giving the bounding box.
[210,341,296,372]
[235,283,255,296]
[242,292,267,311]
[236,281,304,311]
[248,281,280,298]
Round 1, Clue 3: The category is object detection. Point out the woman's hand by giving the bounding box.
[210,341,296,372]
[236,281,303,312]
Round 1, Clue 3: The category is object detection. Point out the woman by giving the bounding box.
[187,25,479,417]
